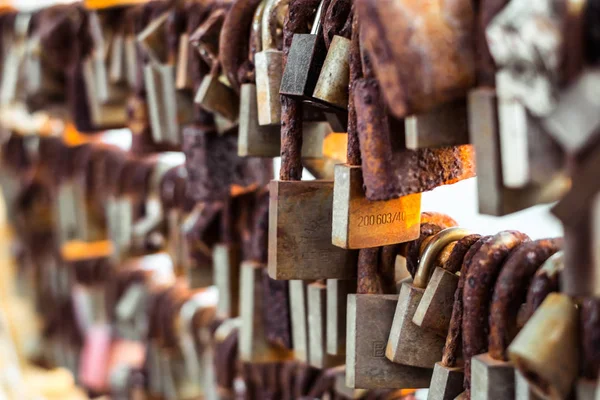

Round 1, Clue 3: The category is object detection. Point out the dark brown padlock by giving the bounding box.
[471,239,562,400]
[279,0,327,99]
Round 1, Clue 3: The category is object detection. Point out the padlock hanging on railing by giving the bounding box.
[346,247,432,389]
[268,0,356,281]
[427,234,485,400]
[470,239,562,400]
[332,17,421,250]
[387,227,472,368]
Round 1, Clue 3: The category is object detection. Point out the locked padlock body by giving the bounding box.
[332,164,422,249]
[255,49,283,125]
[308,282,345,369]
[471,353,515,400]
[427,362,464,400]
[335,370,367,399]
[508,293,579,400]
[279,33,327,99]
[290,280,309,362]
[413,267,458,337]
[268,180,357,280]
[405,99,470,149]
[576,379,597,400]
[313,35,351,110]
[326,279,355,356]
[213,243,241,319]
[195,75,239,123]
[514,369,543,400]
[239,261,294,363]
[346,294,432,389]
[386,281,446,368]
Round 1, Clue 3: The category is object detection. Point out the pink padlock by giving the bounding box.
[79,324,111,392]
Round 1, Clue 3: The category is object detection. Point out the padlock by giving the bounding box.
[290,279,310,363]
[413,235,481,337]
[279,0,327,100]
[346,248,432,389]
[471,239,562,400]
[331,20,422,249]
[334,368,367,399]
[326,278,355,356]
[240,261,294,362]
[508,293,579,400]
[195,72,239,123]
[355,0,475,118]
[254,0,288,125]
[427,235,487,400]
[387,227,471,367]
[307,281,345,368]
[468,87,568,216]
[213,243,241,319]
[462,231,530,397]
[405,99,470,150]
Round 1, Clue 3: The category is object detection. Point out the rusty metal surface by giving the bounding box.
[219,0,262,93]
[323,0,352,47]
[581,298,600,379]
[405,216,458,277]
[524,252,563,321]
[262,268,293,350]
[488,238,562,361]
[346,13,361,166]
[355,0,475,118]
[442,235,488,369]
[354,77,476,201]
[357,247,380,295]
[443,234,482,274]
[462,231,530,396]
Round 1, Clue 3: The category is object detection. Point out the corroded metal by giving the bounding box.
[462,231,530,397]
[355,0,475,117]
[523,251,563,321]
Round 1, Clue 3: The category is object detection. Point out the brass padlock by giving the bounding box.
[387,227,472,368]
[346,248,432,389]
[462,231,530,397]
[195,73,239,123]
[427,235,487,400]
[290,279,309,363]
[468,88,568,216]
[413,234,482,337]
[279,0,327,100]
[255,0,288,125]
[307,281,345,369]
[326,278,355,356]
[405,98,470,150]
[508,293,579,400]
[312,34,351,110]
[471,239,562,400]
[240,261,294,362]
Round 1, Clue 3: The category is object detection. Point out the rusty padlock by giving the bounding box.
[387,227,472,368]
[332,15,422,250]
[471,239,562,400]
[346,247,432,389]
[413,235,482,337]
[427,235,486,400]
[508,293,579,400]
[462,231,530,398]
[255,0,288,125]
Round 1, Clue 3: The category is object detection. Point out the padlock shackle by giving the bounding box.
[413,227,472,289]
[261,0,288,51]
[310,0,326,35]
[523,251,563,321]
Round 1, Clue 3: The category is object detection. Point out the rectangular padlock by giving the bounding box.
[279,0,327,100]
[307,281,345,369]
[312,34,351,110]
[239,261,294,363]
[195,74,239,123]
[332,164,422,249]
[268,180,358,280]
[468,88,568,216]
[405,98,470,149]
[326,279,355,356]
[290,280,309,363]
[508,293,579,400]
[213,243,241,319]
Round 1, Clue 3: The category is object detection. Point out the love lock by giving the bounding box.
[471,238,562,400]
[387,227,472,368]
[508,293,579,400]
